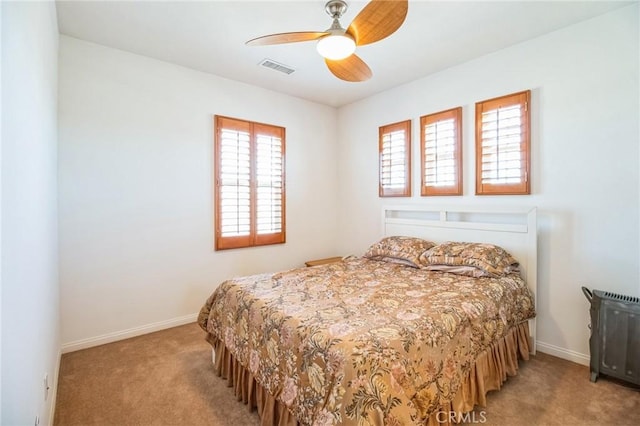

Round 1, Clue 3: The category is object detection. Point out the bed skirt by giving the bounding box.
[205,321,532,426]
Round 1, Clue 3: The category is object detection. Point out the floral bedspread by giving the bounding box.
[198,257,535,425]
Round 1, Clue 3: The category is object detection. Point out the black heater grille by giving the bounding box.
[600,291,640,304]
[582,287,640,385]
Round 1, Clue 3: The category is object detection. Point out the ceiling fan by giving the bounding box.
[246,0,409,82]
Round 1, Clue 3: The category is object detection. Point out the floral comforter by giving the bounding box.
[198,257,535,425]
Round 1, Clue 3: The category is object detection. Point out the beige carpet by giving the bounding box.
[54,323,640,426]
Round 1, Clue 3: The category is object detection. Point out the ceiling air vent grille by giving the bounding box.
[259,59,295,75]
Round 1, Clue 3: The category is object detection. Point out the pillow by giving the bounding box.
[419,242,520,277]
[422,264,492,278]
[363,236,436,268]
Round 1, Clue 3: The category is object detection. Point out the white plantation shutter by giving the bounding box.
[215,116,285,250]
[219,129,251,237]
[480,105,523,184]
[254,126,284,241]
[425,120,455,186]
[381,132,406,188]
[476,91,530,195]
[379,120,411,197]
[421,107,462,196]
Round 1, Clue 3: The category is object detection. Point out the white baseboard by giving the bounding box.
[61,313,198,353]
[536,340,590,366]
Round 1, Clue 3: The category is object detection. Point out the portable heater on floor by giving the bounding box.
[582,287,640,386]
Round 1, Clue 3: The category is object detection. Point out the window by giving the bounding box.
[420,107,462,196]
[476,90,531,195]
[214,115,285,250]
[379,120,411,197]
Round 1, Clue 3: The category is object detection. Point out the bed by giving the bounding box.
[198,206,537,425]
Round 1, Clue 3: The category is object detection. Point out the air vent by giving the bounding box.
[259,59,295,75]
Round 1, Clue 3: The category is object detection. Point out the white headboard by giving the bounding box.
[382,205,537,353]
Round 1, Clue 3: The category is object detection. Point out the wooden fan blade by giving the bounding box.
[347,0,408,46]
[246,32,328,46]
[325,54,372,82]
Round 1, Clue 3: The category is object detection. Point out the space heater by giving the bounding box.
[582,287,640,385]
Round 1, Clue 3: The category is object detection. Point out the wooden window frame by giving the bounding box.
[214,115,286,250]
[475,90,531,195]
[379,120,412,197]
[420,107,463,196]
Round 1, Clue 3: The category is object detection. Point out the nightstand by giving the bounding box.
[304,256,344,267]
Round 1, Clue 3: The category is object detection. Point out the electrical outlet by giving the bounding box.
[43,374,50,401]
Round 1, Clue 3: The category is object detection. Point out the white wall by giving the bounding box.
[58,36,339,349]
[1,1,60,425]
[336,5,639,364]
[0,1,3,421]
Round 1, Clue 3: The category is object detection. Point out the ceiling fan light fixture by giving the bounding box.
[316,34,356,60]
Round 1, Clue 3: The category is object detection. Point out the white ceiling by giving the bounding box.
[56,0,632,107]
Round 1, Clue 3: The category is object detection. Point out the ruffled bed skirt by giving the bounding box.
[206,321,532,426]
